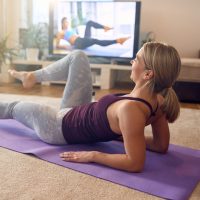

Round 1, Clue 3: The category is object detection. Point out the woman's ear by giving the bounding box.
[143,70,154,80]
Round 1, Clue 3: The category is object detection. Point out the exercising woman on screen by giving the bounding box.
[5,42,181,172]
[56,17,129,50]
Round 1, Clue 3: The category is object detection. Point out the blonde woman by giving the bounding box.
[5,42,181,172]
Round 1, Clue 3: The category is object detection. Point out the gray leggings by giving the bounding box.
[0,50,92,144]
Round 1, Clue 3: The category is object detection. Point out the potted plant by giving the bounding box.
[0,36,17,82]
[20,22,49,60]
[0,36,17,70]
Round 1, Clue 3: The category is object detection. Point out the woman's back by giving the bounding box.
[62,93,163,144]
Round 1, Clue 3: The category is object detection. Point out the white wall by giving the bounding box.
[140,0,200,58]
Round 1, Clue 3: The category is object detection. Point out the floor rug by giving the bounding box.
[0,119,199,200]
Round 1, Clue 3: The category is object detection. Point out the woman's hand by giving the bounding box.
[59,151,96,163]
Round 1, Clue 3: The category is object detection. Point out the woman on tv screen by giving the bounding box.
[56,17,130,50]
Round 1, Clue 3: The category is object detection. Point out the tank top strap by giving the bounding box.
[115,94,158,118]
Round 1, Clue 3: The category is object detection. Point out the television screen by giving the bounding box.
[49,0,141,63]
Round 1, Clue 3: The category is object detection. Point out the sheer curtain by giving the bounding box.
[0,0,6,38]
[19,0,49,28]
[32,0,49,25]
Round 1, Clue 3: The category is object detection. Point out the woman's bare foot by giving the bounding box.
[8,70,36,89]
[116,37,131,45]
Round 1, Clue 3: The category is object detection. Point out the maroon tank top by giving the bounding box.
[62,94,157,144]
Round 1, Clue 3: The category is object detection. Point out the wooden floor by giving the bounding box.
[0,83,199,109]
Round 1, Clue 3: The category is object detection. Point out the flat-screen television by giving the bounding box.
[49,0,141,64]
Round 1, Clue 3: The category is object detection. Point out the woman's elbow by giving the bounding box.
[160,148,168,154]
[158,144,169,154]
[127,166,144,173]
[126,161,144,173]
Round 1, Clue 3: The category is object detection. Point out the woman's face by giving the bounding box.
[130,48,146,83]
[62,19,69,30]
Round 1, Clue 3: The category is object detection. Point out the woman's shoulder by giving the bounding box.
[57,30,65,37]
[117,95,165,124]
[116,100,147,132]
[117,100,147,119]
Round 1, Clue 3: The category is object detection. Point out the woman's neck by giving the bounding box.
[63,27,68,31]
[130,82,156,100]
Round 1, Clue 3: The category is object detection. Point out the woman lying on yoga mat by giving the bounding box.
[4,41,181,172]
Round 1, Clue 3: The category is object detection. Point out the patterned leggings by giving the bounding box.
[0,50,92,144]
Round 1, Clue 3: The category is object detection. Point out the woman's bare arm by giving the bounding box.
[60,102,147,172]
[145,114,170,153]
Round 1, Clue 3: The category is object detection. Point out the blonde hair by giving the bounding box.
[143,42,181,123]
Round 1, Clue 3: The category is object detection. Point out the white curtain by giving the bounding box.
[0,0,7,38]
[32,0,49,25]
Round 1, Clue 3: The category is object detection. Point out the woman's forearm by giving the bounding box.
[92,151,143,172]
[60,151,143,172]
[145,136,168,153]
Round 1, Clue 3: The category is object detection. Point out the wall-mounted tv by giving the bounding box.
[49,0,141,64]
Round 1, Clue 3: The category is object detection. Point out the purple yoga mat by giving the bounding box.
[0,119,199,200]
